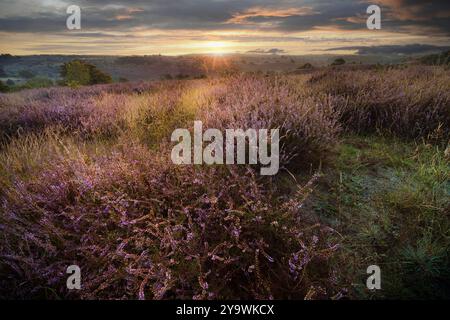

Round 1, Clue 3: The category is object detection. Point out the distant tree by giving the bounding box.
[175,73,189,80]
[0,54,17,62]
[60,60,112,86]
[118,77,129,83]
[298,63,313,69]
[331,58,346,66]
[0,80,9,93]
[89,66,112,84]
[6,79,15,86]
[60,60,91,86]
[18,70,35,79]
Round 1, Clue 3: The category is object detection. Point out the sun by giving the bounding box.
[202,41,231,55]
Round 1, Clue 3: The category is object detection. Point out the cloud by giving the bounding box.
[328,44,450,55]
[373,0,450,20]
[227,6,317,25]
[247,48,286,54]
[368,0,450,35]
[0,0,448,35]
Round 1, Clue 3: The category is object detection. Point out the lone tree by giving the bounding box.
[60,60,112,86]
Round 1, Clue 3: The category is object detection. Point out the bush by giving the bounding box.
[0,140,338,299]
[201,75,341,169]
[0,80,9,93]
[307,67,450,140]
[298,63,313,70]
[331,58,346,66]
[20,77,54,89]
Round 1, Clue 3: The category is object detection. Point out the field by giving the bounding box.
[0,65,449,299]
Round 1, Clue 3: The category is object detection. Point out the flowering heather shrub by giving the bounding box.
[0,142,339,299]
[200,75,341,169]
[0,81,187,142]
[308,66,450,140]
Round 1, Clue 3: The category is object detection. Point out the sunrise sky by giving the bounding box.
[0,0,449,56]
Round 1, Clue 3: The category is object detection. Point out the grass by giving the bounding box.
[308,135,450,299]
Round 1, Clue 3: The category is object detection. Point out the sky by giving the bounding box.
[0,0,449,56]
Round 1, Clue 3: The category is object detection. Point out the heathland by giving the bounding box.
[0,63,449,299]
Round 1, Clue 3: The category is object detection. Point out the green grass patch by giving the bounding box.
[307,135,450,299]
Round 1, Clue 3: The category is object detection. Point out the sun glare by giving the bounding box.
[202,41,231,55]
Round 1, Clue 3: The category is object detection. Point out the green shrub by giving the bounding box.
[20,77,54,89]
[331,58,346,66]
[298,63,313,69]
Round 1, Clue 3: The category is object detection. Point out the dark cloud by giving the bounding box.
[0,0,447,33]
[328,44,450,55]
[247,48,286,54]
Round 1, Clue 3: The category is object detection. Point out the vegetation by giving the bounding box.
[419,51,450,66]
[18,69,35,79]
[313,136,450,299]
[20,77,54,89]
[0,80,9,93]
[331,58,346,66]
[0,65,448,299]
[60,60,112,87]
[298,63,313,69]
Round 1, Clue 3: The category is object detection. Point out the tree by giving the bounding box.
[89,66,112,84]
[331,58,346,66]
[60,60,91,86]
[60,60,112,86]
[298,63,313,69]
